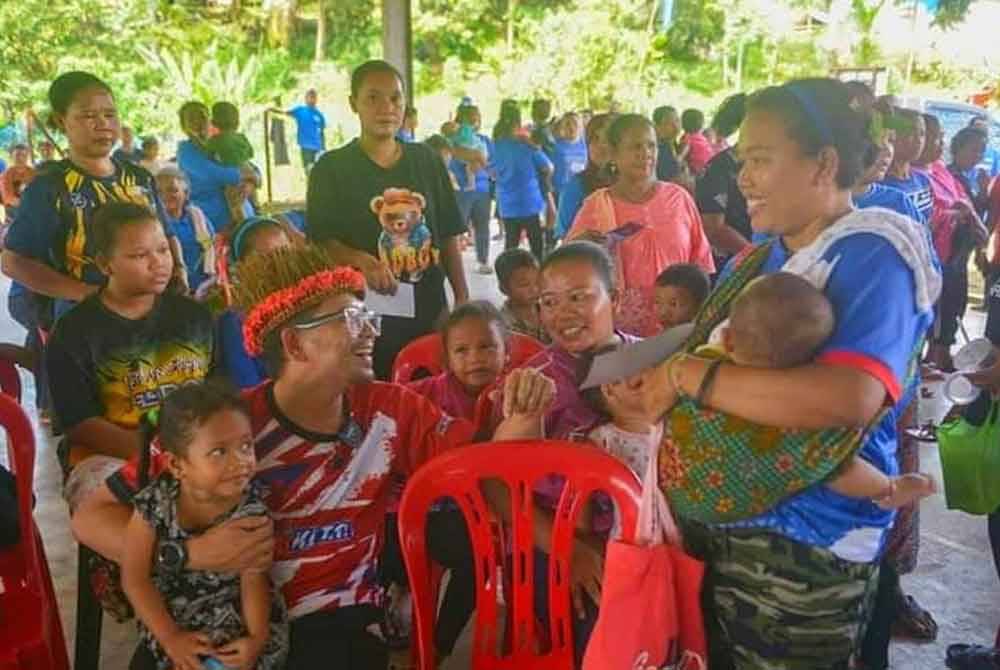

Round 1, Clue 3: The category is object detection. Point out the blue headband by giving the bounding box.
[785,83,835,147]
[230,215,283,263]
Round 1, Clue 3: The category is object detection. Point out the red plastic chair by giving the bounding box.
[392,333,545,384]
[0,392,70,669]
[0,356,22,402]
[397,441,641,669]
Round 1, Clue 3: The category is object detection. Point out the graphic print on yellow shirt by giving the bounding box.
[5,158,166,287]
[97,340,212,428]
[46,294,214,438]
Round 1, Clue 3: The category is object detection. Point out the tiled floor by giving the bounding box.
[5,236,1000,669]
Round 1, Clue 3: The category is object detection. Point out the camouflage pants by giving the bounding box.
[690,528,878,670]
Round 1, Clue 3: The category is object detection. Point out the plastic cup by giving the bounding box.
[943,373,982,405]
[953,338,997,374]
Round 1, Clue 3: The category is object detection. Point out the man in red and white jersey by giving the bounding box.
[72,245,555,668]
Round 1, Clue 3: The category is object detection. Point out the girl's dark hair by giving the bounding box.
[845,81,875,111]
[681,109,705,133]
[424,134,453,155]
[746,78,873,189]
[231,216,287,262]
[494,248,539,293]
[541,241,616,293]
[606,113,654,148]
[531,99,552,124]
[456,105,479,126]
[951,126,988,157]
[711,93,747,138]
[91,201,162,258]
[49,71,113,120]
[178,101,209,129]
[652,106,677,126]
[577,341,621,416]
[654,263,711,306]
[212,102,240,132]
[580,113,618,194]
[493,101,523,142]
[350,59,405,98]
[138,381,250,481]
[922,113,940,135]
[441,300,510,349]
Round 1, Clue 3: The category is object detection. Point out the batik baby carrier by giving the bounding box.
[660,211,938,524]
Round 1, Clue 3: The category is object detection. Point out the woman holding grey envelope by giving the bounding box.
[640,79,940,669]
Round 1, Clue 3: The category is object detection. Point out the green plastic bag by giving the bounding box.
[937,399,1000,515]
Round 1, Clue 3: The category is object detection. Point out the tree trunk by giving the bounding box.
[315,0,326,62]
[506,0,518,56]
[736,35,745,91]
[267,0,298,49]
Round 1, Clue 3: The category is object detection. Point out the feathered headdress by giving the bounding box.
[234,245,366,356]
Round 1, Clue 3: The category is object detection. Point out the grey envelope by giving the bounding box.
[579,322,696,389]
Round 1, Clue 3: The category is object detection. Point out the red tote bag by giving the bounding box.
[582,440,707,670]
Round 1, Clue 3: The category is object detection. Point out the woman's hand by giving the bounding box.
[977,170,992,200]
[360,254,399,295]
[215,636,266,670]
[502,367,557,419]
[968,347,1000,393]
[639,355,683,420]
[570,539,604,619]
[161,630,213,670]
[956,201,989,246]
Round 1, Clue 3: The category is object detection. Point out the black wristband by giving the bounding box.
[695,359,724,407]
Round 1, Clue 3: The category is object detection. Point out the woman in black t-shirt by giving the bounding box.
[306,60,469,380]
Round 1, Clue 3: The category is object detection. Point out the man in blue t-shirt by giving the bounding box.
[287,89,327,175]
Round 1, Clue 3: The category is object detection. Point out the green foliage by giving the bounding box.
[933,0,974,27]
[661,0,725,61]
[0,0,988,152]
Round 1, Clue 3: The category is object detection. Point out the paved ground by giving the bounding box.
[3,232,998,668]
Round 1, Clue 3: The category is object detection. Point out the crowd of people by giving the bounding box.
[1,57,1000,670]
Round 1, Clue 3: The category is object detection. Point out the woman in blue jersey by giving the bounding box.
[555,113,616,240]
[852,124,921,220]
[881,108,934,226]
[551,112,589,202]
[176,101,253,234]
[490,102,554,261]
[3,71,185,319]
[654,79,940,669]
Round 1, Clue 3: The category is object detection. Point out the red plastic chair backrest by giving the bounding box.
[392,332,545,384]
[0,392,39,591]
[397,441,641,670]
[0,357,23,403]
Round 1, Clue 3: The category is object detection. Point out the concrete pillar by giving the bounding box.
[382,0,414,104]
